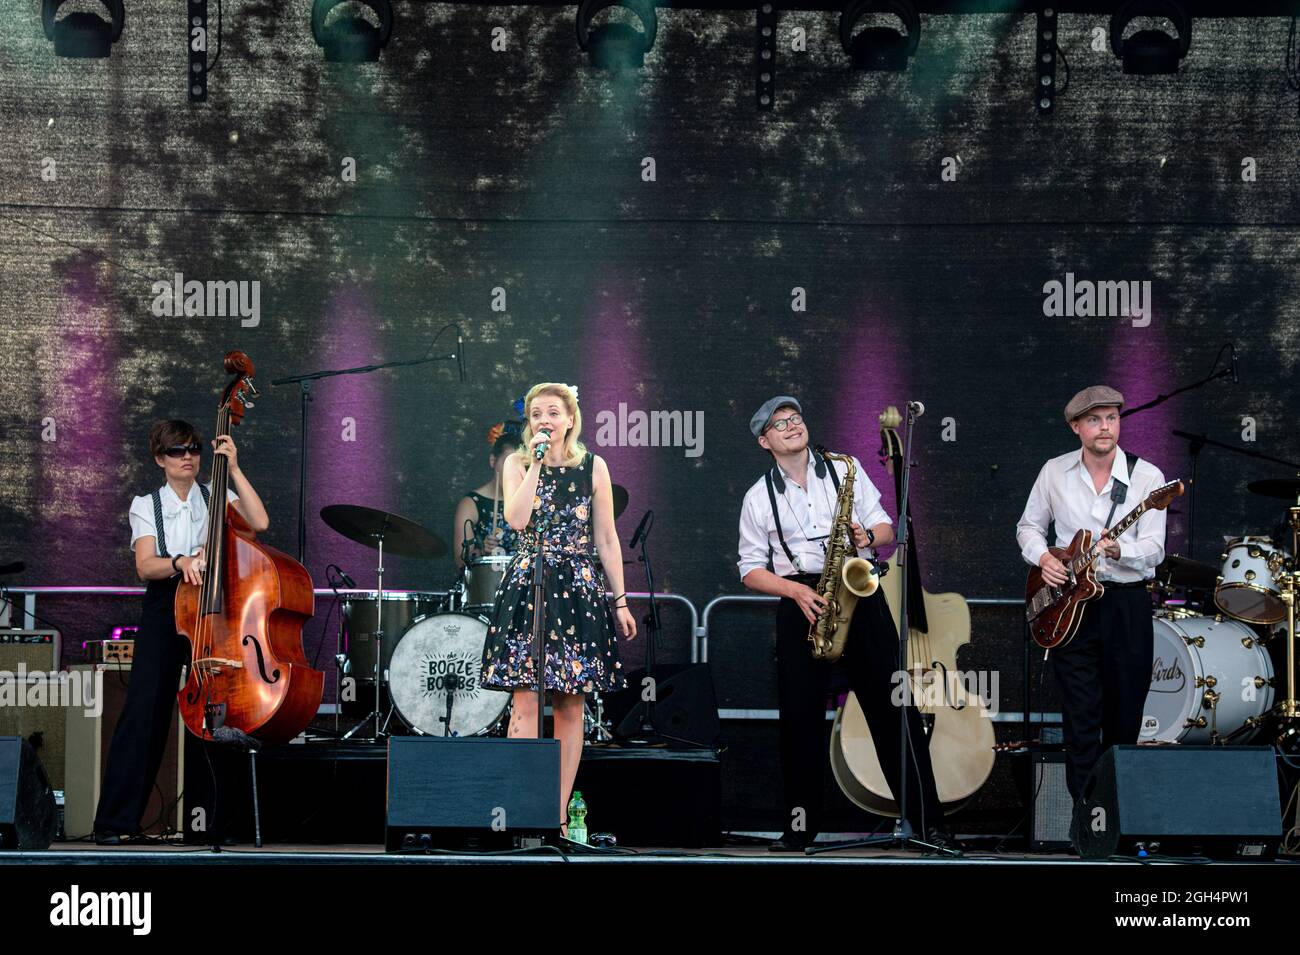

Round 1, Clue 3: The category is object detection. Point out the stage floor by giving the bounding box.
[5,840,1297,866]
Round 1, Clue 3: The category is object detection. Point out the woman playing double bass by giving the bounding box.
[93,419,268,845]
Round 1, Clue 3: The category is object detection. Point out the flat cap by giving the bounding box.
[1064,385,1124,423]
[750,395,802,437]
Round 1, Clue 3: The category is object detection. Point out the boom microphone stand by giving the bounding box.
[271,326,462,565]
[811,401,955,856]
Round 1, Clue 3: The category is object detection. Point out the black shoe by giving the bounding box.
[923,828,965,854]
[768,833,815,852]
[94,831,123,846]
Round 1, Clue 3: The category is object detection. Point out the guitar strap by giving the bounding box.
[1102,453,1139,530]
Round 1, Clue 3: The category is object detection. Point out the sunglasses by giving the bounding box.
[164,443,202,459]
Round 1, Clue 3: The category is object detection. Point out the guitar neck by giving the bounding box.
[1071,500,1146,574]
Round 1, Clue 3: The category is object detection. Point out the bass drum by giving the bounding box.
[387,613,508,737]
[1142,611,1274,744]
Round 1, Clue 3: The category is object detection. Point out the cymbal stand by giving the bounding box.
[341,527,391,741]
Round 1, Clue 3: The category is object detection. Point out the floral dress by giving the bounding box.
[479,452,627,694]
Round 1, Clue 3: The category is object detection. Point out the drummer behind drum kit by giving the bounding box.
[320,488,631,743]
[1144,477,1300,749]
[319,503,510,740]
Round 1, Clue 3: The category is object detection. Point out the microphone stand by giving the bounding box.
[271,350,458,566]
[1168,430,1300,563]
[621,512,699,748]
[1115,342,1235,562]
[811,402,952,856]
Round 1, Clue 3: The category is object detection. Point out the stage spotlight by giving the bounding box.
[576,0,658,72]
[41,0,124,59]
[839,0,919,72]
[1109,0,1191,75]
[311,0,393,63]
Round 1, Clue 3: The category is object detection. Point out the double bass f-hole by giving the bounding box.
[243,633,282,684]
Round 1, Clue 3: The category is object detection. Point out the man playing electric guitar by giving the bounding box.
[1015,386,1168,804]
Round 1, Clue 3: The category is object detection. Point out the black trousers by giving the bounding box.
[1050,585,1154,801]
[776,582,942,839]
[94,575,190,835]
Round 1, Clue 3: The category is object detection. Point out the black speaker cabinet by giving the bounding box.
[604,663,720,746]
[0,736,57,850]
[385,736,560,850]
[1072,745,1282,860]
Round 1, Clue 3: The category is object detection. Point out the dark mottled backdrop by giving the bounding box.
[2,2,1299,830]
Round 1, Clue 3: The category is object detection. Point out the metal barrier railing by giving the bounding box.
[4,585,1041,717]
[1,586,699,661]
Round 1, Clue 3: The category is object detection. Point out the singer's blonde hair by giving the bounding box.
[515,382,586,469]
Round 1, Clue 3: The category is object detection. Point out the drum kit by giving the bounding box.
[320,486,631,743]
[1145,476,1300,749]
[316,503,510,740]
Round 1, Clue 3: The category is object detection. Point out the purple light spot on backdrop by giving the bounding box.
[582,285,655,670]
[1106,314,1185,552]
[826,305,911,554]
[45,260,119,581]
[307,282,395,588]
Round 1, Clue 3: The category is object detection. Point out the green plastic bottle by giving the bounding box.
[566,790,588,844]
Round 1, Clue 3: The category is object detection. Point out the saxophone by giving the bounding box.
[807,447,881,662]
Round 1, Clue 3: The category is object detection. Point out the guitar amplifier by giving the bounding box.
[0,631,66,792]
[0,630,61,671]
[1028,750,1074,851]
[63,664,185,839]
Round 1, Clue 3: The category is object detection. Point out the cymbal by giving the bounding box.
[612,484,629,520]
[1154,554,1219,591]
[320,504,447,559]
[1247,478,1300,501]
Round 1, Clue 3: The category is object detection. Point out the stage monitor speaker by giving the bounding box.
[1072,745,1282,860]
[605,663,720,746]
[63,664,184,839]
[385,736,560,851]
[0,736,57,849]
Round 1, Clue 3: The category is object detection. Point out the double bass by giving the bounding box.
[175,351,324,745]
[829,405,994,815]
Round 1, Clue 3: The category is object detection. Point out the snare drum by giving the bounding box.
[387,612,508,737]
[463,554,514,610]
[341,591,441,682]
[1141,611,1274,744]
[1215,536,1287,624]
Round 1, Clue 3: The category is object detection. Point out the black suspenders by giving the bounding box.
[151,484,211,558]
[764,452,841,571]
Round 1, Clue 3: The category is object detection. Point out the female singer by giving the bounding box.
[93,420,269,844]
[479,383,636,833]
[452,427,521,569]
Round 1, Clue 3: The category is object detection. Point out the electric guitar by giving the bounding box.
[1025,479,1183,650]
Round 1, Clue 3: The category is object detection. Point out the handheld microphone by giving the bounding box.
[908,400,925,418]
[338,569,356,589]
[630,510,653,549]
[457,331,465,383]
[534,427,553,461]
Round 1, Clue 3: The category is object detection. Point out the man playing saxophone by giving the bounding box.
[737,396,954,852]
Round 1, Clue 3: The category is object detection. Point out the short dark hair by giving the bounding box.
[492,433,519,457]
[149,420,201,459]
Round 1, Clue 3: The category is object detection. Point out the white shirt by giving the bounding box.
[129,482,238,558]
[1016,447,1167,584]
[738,450,892,579]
